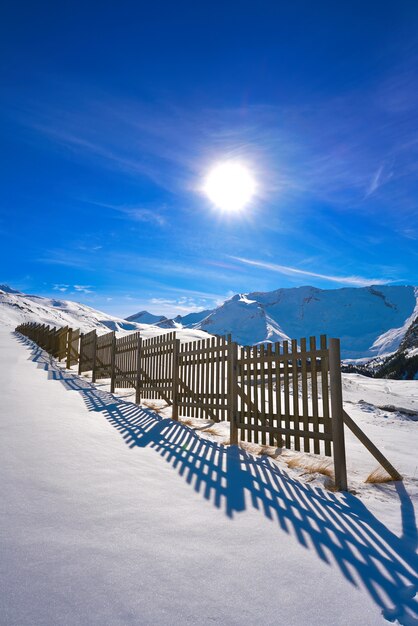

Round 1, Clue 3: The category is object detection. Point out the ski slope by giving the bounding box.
[1,329,417,625]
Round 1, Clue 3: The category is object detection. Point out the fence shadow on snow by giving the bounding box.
[15,332,418,625]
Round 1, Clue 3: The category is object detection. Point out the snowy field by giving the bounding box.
[1,329,417,625]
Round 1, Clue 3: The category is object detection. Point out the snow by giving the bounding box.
[2,284,417,361]
[194,285,417,359]
[370,287,418,357]
[1,329,417,625]
[125,310,167,324]
[0,287,212,345]
[0,288,142,334]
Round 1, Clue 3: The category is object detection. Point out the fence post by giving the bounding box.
[78,333,84,374]
[329,338,348,491]
[110,332,117,393]
[228,341,239,445]
[66,328,73,368]
[171,338,180,420]
[135,335,142,405]
[91,331,98,383]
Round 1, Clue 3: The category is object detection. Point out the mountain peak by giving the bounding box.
[0,284,21,294]
[125,310,168,324]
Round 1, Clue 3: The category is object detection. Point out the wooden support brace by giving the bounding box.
[343,410,402,482]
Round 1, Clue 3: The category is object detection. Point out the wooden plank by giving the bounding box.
[91,331,98,383]
[252,345,259,443]
[110,332,117,393]
[204,338,209,420]
[310,337,320,455]
[329,338,348,491]
[172,338,180,420]
[300,337,310,452]
[228,341,238,444]
[291,339,300,451]
[135,336,142,404]
[234,421,333,441]
[267,343,274,446]
[260,344,266,446]
[283,341,290,448]
[210,337,216,421]
[342,410,402,481]
[274,342,282,441]
[66,328,73,368]
[320,334,332,456]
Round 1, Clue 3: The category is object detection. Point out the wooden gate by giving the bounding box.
[78,330,97,374]
[112,332,141,401]
[235,336,333,453]
[139,332,178,406]
[55,326,69,361]
[233,335,347,489]
[94,331,115,381]
[66,328,80,367]
[177,335,230,422]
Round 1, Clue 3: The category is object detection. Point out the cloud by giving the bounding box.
[86,200,167,226]
[149,295,211,315]
[53,283,94,294]
[73,284,93,294]
[365,165,384,198]
[230,256,391,287]
[365,164,393,198]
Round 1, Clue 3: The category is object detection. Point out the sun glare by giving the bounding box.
[203,161,256,212]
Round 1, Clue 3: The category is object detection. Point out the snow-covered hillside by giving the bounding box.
[2,329,417,625]
[3,283,417,361]
[0,286,142,333]
[141,285,417,360]
[0,285,212,344]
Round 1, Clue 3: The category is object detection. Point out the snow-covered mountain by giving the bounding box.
[0,285,143,333]
[0,285,212,344]
[137,285,418,360]
[4,283,417,361]
[363,315,418,380]
[196,285,417,359]
[125,310,168,325]
[125,308,213,330]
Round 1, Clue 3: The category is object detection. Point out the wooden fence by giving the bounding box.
[177,335,230,423]
[94,331,115,382]
[15,321,402,490]
[139,332,178,408]
[236,337,332,453]
[79,330,97,375]
[113,331,141,401]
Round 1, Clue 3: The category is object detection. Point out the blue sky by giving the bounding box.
[1,1,418,318]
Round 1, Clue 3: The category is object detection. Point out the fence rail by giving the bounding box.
[15,321,402,490]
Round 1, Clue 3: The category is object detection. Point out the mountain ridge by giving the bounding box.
[127,284,418,360]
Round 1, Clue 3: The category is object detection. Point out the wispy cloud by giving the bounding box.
[53,283,94,294]
[365,164,393,198]
[231,256,391,287]
[365,165,384,197]
[74,284,93,294]
[85,200,167,226]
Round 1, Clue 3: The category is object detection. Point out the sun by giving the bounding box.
[203,161,256,212]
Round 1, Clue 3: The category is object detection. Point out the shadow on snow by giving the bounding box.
[15,333,418,625]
